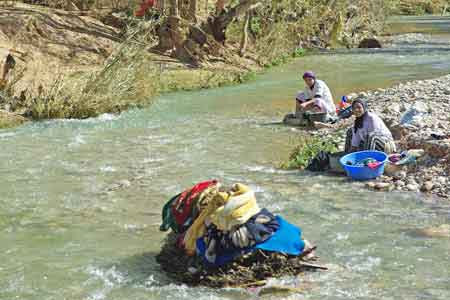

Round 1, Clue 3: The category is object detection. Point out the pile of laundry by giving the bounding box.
[156,180,324,287]
[345,157,383,169]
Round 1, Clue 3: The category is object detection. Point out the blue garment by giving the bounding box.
[196,216,305,267]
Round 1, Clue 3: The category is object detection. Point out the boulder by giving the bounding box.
[358,38,382,49]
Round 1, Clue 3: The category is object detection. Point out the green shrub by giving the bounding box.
[292,48,306,57]
[280,135,338,170]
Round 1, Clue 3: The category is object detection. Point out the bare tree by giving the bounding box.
[154,0,263,65]
[239,11,250,56]
[189,0,197,22]
[159,0,165,14]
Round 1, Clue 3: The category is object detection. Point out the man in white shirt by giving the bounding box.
[295,71,336,119]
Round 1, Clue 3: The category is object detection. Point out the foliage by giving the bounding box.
[236,70,257,83]
[280,135,338,170]
[292,47,306,58]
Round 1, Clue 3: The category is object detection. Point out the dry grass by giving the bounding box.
[19,21,161,119]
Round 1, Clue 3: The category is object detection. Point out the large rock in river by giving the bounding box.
[358,38,382,48]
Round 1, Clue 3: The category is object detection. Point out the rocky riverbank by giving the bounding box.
[312,75,450,200]
[361,75,450,199]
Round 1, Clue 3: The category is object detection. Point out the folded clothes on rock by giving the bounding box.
[196,215,305,267]
[202,208,279,263]
[160,180,219,234]
[183,183,260,255]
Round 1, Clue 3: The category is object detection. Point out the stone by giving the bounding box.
[375,182,390,190]
[436,177,447,185]
[417,224,450,238]
[406,184,419,192]
[421,181,434,192]
[396,180,406,187]
[394,171,407,180]
[358,38,382,48]
[366,182,376,189]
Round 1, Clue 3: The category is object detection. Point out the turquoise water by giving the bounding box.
[0,16,449,300]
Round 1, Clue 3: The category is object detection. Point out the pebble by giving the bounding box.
[421,181,434,192]
[396,180,406,187]
[436,177,447,184]
[406,184,419,192]
[366,182,376,189]
[375,182,391,190]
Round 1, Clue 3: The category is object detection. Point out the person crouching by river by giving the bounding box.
[296,71,337,120]
[345,99,396,154]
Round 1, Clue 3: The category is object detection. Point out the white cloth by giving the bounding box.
[302,79,336,115]
[295,92,306,102]
[351,112,393,147]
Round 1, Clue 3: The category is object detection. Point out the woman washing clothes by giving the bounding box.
[345,99,396,154]
[295,71,336,121]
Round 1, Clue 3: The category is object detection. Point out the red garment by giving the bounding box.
[135,0,157,17]
[171,180,218,228]
[367,162,382,169]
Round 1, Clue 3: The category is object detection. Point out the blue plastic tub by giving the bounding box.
[339,150,388,181]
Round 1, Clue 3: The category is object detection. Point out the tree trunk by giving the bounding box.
[178,0,190,20]
[239,11,250,56]
[169,0,178,16]
[159,0,165,14]
[154,0,262,65]
[205,0,208,14]
[210,0,260,44]
[153,0,179,52]
[189,0,198,22]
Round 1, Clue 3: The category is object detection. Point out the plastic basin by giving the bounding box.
[339,150,388,180]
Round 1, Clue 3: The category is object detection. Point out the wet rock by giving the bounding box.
[157,233,324,288]
[375,182,391,190]
[421,181,434,192]
[416,224,450,238]
[358,38,382,48]
[366,182,376,189]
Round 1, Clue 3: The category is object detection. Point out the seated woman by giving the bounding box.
[296,71,336,120]
[345,99,396,154]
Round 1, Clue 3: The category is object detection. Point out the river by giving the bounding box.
[0,16,449,300]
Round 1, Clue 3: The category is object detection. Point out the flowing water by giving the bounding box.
[1,16,450,300]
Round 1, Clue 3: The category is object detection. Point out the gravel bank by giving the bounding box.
[313,74,450,199]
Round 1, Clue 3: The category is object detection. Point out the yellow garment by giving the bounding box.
[183,183,260,255]
[183,190,228,256]
[210,184,260,231]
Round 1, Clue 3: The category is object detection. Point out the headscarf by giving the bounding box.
[302,71,316,79]
[352,98,368,134]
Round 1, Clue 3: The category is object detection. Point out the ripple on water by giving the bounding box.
[0,132,16,139]
[68,133,86,148]
[99,166,116,173]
